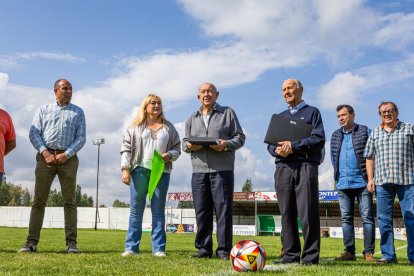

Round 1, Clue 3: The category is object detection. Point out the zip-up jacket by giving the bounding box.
[331,123,369,183]
[120,120,181,173]
[182,103,245,173]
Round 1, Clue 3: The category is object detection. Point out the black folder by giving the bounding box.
[187,137,218,146]
[264,114,313,146]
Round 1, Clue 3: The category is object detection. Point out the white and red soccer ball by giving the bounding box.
[230,240,266,272]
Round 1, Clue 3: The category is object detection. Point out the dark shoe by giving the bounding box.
[18,243,37,253]
[192,252,212,258]
[272,258,300,264]
[67,244,80,254]
[376,258,397,264]
[409,260,414,265]
[335,251,356,261]
[218,254,230,260]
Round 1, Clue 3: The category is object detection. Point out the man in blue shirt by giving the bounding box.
[331,105,375,261]
[18,79,86,254]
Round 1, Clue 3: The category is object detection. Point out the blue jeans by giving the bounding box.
[337,187,375,255]
[376,184,414,261]
[125,167,170,253]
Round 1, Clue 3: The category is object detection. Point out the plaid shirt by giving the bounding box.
[29,101,86,158]
[364,121,414,185]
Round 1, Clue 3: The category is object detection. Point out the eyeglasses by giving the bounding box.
[380,109,395,116]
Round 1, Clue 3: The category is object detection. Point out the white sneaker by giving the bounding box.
[122,251,139,257]
[154,252,166,257]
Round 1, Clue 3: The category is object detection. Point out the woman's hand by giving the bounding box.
[122,169,131,185]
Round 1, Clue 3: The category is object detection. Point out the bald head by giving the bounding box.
[282,78,303,107]
[198,82,219,110]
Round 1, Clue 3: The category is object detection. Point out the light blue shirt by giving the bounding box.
[288,101,306,114]
[29,101,86,158]
[337,130,366,190]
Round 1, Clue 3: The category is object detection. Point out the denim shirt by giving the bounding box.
[337,130,366,190]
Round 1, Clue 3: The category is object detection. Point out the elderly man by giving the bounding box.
[364,102,414,265]
[0,108,16,182]
[331,105,375,261]
[268,78,325,265]
[182,82,245,260]
[19,79,86,253]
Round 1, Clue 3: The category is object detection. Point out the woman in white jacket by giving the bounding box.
[120,94,180,257]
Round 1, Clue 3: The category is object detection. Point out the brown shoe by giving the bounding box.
[335,251,356,261]
[363,252,375,262]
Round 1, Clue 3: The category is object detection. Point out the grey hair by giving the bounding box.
[54,79,71,89]
[285,78,303,90]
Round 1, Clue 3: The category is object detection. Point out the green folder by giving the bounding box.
[148,149,165,200]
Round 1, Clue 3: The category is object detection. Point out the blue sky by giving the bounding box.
[1,0,414,205]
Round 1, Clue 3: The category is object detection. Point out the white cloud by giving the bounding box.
[317,56,414,109]
[317,72,365,109]
[0,72,9,93]
[16,52,85,62]
[373,12,414,51]
[0,52,84,69]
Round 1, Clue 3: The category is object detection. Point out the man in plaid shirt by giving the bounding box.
[364,101,414,265]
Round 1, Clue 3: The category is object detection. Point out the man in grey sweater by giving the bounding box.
[182,82,245,260]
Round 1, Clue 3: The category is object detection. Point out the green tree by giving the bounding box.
[177,201,194,208]
[22,188,32,206]
[112,199,130,208]
[242,177,253,192]
[0,181,11,206]
[0,181,27,206]
[8,184,24,206]
[47,189,63,207]
[76,185,94,207]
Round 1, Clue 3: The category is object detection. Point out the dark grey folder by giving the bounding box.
[187,137,218,146]
[264,114,313,146]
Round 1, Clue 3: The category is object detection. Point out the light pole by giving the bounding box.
[92,138,105,230]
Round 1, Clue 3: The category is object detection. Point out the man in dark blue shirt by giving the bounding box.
[268,78,325,265]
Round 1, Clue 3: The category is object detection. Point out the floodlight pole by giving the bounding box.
[92,138,105,230]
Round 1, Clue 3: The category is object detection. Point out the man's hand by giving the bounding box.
[162,152,172,162]
[210,139,228,152]
[275,141,293,157]
[187,142,202,152]
[55,153,68,164]
[367,179,375,193]
[122,169,131,185]
[42,150,57,165]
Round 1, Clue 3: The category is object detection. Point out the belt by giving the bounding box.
[47,148,66,155]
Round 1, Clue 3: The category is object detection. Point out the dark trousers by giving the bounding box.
[27,153,79,245]
[191,171,234,256]
[275,163,320,264]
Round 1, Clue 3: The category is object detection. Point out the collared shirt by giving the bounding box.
[337,130,366,190]
[199,103,215,128]
[364,121,414,185]
[288,100,306,114]
[29,101,86,158]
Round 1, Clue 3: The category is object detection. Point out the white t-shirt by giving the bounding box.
[139,127,169,171]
